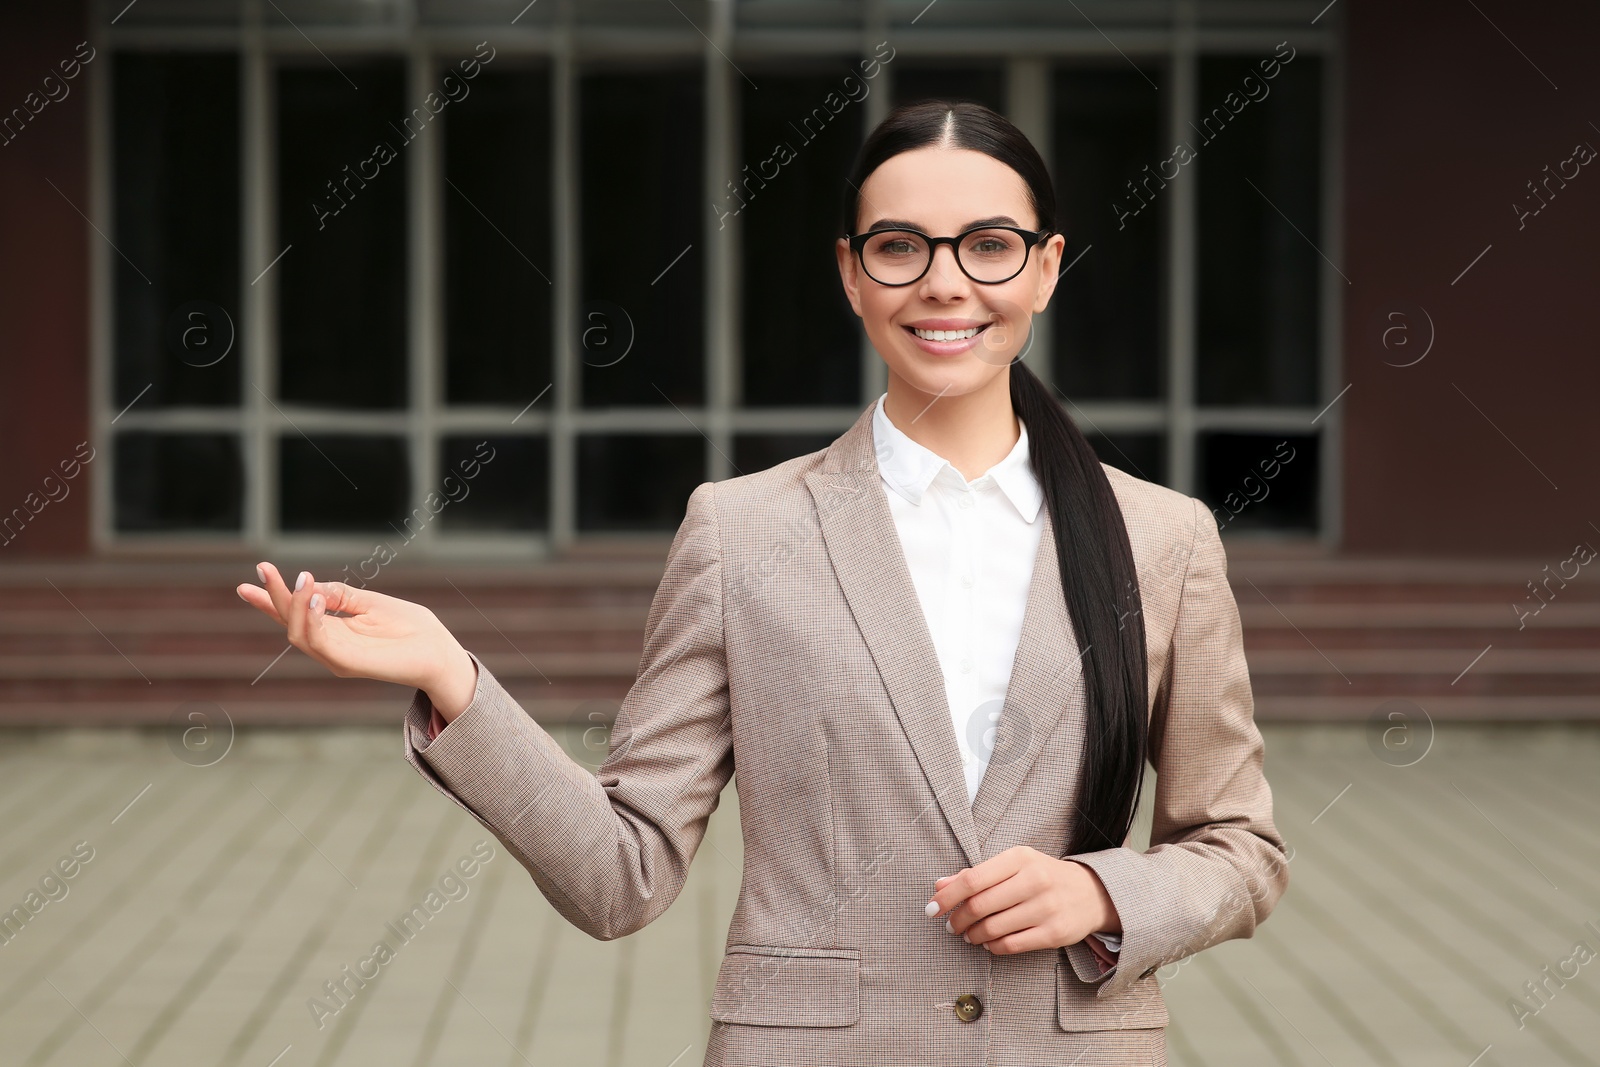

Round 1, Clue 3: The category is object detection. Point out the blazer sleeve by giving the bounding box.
[401,480,734,942]
[1063,495,1291,998]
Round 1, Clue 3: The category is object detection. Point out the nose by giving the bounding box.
[919,242,970,300]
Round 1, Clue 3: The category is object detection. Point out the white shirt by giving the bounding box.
[871,392,1122,955]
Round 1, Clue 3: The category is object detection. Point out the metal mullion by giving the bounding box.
[408,42,439,554]
[88,7,113,554]
[1192,407,1323,431]
[1005,56,1052,388]
[1166,0,1198,496]
[858,0,890,408]
[706,0,735,480]
[551,19,577,551]
[245,2,276,553]
[1319,12,1346,549]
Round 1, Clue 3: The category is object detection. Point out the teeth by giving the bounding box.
[912,326,982,341]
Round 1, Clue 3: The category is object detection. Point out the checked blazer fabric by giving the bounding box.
[401,399,1290,1066]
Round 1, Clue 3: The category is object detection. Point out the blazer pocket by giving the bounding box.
[1056,955,1169,1031]
[710,945,861,1027]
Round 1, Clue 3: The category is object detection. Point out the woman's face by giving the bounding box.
[836,144,1066,402]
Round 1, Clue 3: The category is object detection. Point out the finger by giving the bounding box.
[948,867,1035,933]
[258,561,295,622]
[928,850,1019,916]
[974,921,1049,955]
[235,583,286,626]
[926,869,970,917]
[312,579,371,617]
[299,586,335,669]
[962,897,1046,947]
[284,567,318,649]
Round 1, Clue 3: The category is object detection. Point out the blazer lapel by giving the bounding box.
[806,404,983,868]
[968,503,1088,848]
[805,403,1090,868]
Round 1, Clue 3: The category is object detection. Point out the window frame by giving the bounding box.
[88,0,1344,557]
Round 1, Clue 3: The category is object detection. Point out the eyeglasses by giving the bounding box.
[843,225,1056,286]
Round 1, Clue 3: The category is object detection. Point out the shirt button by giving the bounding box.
[958,496,973,509]
[961,658,972,673]
[961,575,973,588]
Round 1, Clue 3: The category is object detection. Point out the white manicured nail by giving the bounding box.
[924,899,940,917]
[257,564,266,584]
[945,918,953,934]
[296,571,309,592]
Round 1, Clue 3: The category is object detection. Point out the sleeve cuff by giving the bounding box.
[1085,933,1120,975]
[414,651,483,750]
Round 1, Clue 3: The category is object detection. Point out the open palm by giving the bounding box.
[236,561,463,693]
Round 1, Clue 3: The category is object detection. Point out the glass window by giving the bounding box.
[579,67,704,408]
[276,59,409,410]
[438,435,548,532]
[1197,432,1318,533]
[100,7,1334,547]
[739,61,866,407]
[1088,431,1167,487]
[1052,65,1166,401]
[113,53,240,409]
[734,433,836,476]
[114,433,242,531]
[278,434,409,532]
[1196,53,1322,407]
[577,434,703,531]
[444,62,554,406]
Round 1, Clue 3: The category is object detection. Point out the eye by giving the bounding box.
[867,232,924,257]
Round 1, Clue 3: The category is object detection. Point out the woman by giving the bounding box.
[237,100,1289,1066]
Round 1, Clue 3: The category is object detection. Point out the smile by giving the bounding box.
[905,324,990,341]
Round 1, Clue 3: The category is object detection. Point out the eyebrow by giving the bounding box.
[863,215,1024,231]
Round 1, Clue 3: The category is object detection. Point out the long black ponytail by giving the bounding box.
[841,99,1149,857]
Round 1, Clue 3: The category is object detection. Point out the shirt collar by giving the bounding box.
[872,392,1044,523]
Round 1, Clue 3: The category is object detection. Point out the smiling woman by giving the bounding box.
[236,98,1288,1067]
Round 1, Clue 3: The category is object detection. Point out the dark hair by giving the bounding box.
[841,99,1150,858]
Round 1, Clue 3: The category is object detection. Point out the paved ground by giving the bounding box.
[1,720,1597,1066]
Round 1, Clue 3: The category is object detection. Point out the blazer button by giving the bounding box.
[1140,965,1158,979]
[953,993,983,1022]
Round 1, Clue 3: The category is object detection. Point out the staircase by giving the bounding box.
[1,539,1596,727]
[1232,545,1600,721]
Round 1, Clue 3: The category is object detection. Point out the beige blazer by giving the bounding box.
[403,399,1290,1066]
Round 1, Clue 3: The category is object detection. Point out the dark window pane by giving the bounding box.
[113,53,240,409]
[1198,431,1318,533]
[733,432,836,476]
[577,435,702,532]
[740,61,864,407]
[438,435,547,532]
[1052,65,1165,400]
[278,434,409,532]
[891,62,1005,112]
[1196,54,1321,406]
[276,59,408,409]
[114,432,242,531]
[579,68,703,407]
[444,63,553,405]
[1086,431,1166,487]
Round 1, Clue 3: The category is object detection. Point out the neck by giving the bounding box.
[882,369,1020,482]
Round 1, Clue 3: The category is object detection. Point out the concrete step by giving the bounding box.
[0,544,1596,725]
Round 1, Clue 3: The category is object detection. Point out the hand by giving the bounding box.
[236,561,469,700]
[924,845,1120,955]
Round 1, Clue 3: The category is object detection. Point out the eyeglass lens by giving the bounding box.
[859,229,1030,285]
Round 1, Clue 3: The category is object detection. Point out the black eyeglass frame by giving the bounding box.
[842,225,1060,286]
